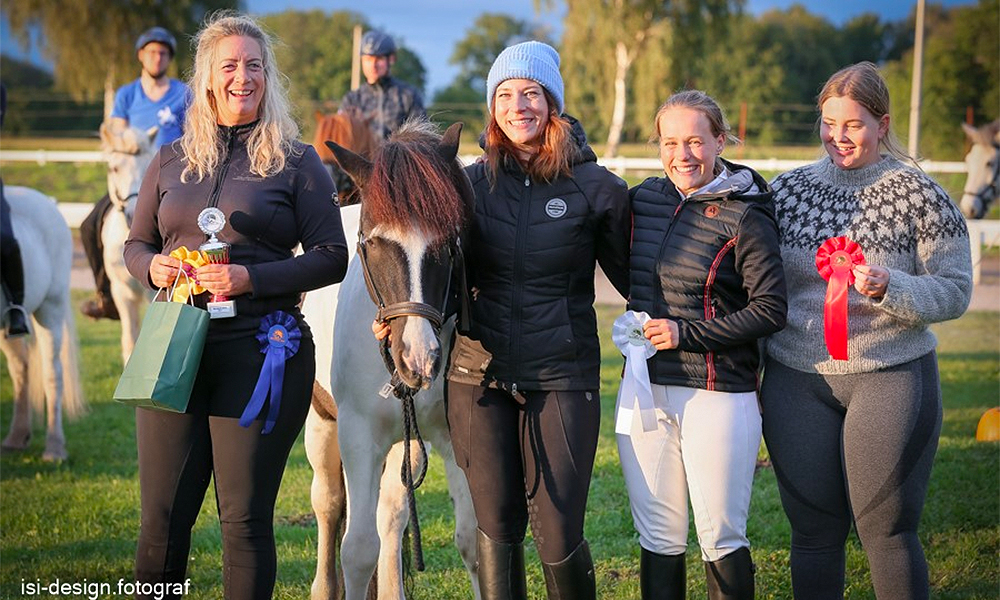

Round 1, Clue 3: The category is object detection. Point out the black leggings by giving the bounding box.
[446,382,601,563]
[134,334,315,599]
[79,194,114,300]
[760,353,941,600]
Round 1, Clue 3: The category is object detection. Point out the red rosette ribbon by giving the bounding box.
[815,237,866,361]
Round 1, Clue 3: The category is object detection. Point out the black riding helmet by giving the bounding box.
[135,26,177,57]
[360,30,396,56]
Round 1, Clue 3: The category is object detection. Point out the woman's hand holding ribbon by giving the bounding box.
[643,318,680,350]
[149,254,183,289]
[853,264,889,299]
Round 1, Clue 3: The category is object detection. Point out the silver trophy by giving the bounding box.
[198,207,236,319]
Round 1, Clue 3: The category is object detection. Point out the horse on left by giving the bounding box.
[1,186,85,461]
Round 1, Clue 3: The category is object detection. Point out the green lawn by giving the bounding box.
[1,295,997,599]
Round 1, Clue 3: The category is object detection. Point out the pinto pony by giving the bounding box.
[301,120,480,600]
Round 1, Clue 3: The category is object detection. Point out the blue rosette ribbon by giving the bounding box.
[612,311,658,436]
[240,311,301,434]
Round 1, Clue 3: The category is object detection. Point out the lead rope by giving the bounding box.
[378,337,429,571]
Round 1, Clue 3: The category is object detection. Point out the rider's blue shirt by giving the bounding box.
[111,79,190,149]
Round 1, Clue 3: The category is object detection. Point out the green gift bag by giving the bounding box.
[114,277,210,412]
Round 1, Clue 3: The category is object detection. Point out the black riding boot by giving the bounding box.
[1,243,29,337]
[705,547,755,600]
[79,194,119,321]
[541,540,596,600]
[477,529,527,600]
[641,548,686,599]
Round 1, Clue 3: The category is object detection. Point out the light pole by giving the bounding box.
[907,0,926,159]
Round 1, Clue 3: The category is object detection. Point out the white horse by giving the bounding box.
[302,122,480,600]
[1,186,85,461]
[100,123,157,362]
[960,119,1000,219]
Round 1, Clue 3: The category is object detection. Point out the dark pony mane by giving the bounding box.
[313,111,377,164]
[364,119,471,246]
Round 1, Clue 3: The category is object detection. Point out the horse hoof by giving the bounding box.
[42,444,69,463]
[1,431,32,452]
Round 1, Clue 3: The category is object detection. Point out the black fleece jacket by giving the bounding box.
[628,159,786,392]
[125,122,348,342]
[447,117,630,392]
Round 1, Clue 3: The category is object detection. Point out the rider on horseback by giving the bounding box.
[0,83,30,337]
[338,30,426,141]
[79,27,190,320]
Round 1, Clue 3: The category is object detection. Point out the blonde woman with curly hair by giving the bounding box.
[124,11,347,598]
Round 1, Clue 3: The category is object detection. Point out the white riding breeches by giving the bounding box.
[616,383,761,562]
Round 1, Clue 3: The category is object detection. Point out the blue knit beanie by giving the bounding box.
[486,41,565,114]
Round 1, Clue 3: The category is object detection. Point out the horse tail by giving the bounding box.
[24,312,86,422]
[23,334,46,419]
[59,310,86,420]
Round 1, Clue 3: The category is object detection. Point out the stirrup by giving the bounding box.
[4,305,31,338]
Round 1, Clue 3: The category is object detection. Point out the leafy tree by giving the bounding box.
[447,13,552,96]
[261,9,362,113]
[3,0,237,101]
[885,0,999,159]
[558,0,734,157]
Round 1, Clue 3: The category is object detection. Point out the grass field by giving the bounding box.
[1,295,997,599]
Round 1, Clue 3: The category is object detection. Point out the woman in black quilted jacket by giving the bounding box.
[618,90,786,600]
[377,40,630,600]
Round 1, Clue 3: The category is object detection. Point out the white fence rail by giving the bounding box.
[4,149,989,283]
[3,149,968,176]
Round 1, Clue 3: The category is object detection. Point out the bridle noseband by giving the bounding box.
[965,142,1000,214]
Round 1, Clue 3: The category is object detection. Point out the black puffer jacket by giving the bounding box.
[628,159,786,392]
[447,117,630,392]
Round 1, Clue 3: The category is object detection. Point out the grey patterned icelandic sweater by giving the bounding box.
[766,156,972,374]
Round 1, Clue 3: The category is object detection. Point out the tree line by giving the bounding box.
[3,0,997,159]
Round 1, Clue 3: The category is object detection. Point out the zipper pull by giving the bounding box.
[511,382,518,395]
[524,176,530,187]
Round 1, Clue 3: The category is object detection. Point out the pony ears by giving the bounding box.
[325,140,372,189]
[438,122,463,162]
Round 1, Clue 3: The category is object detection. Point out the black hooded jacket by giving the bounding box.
[628,159,786,392]
[447,117,630,392]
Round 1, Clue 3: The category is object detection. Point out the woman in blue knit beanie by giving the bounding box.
[447,40,630,599]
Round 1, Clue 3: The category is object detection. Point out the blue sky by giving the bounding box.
[2,0,978,96]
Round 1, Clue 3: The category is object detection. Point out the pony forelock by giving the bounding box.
[363,120,470,246]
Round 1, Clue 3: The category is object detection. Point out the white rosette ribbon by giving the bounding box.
[612,311,658,436]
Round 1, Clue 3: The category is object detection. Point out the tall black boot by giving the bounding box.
[641,548,686,599]
[1,242,29,338]
[477,529,527,600]
[541,540,596,600]
[705,547,755,600]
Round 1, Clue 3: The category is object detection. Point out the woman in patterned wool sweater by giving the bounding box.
[761,61,973,600]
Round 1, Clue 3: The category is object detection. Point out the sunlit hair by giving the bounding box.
[181,11,298,182]
[650,90,740,146]
[365,119,471,247]
[484,88,579,186]
[817,61,911,163]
